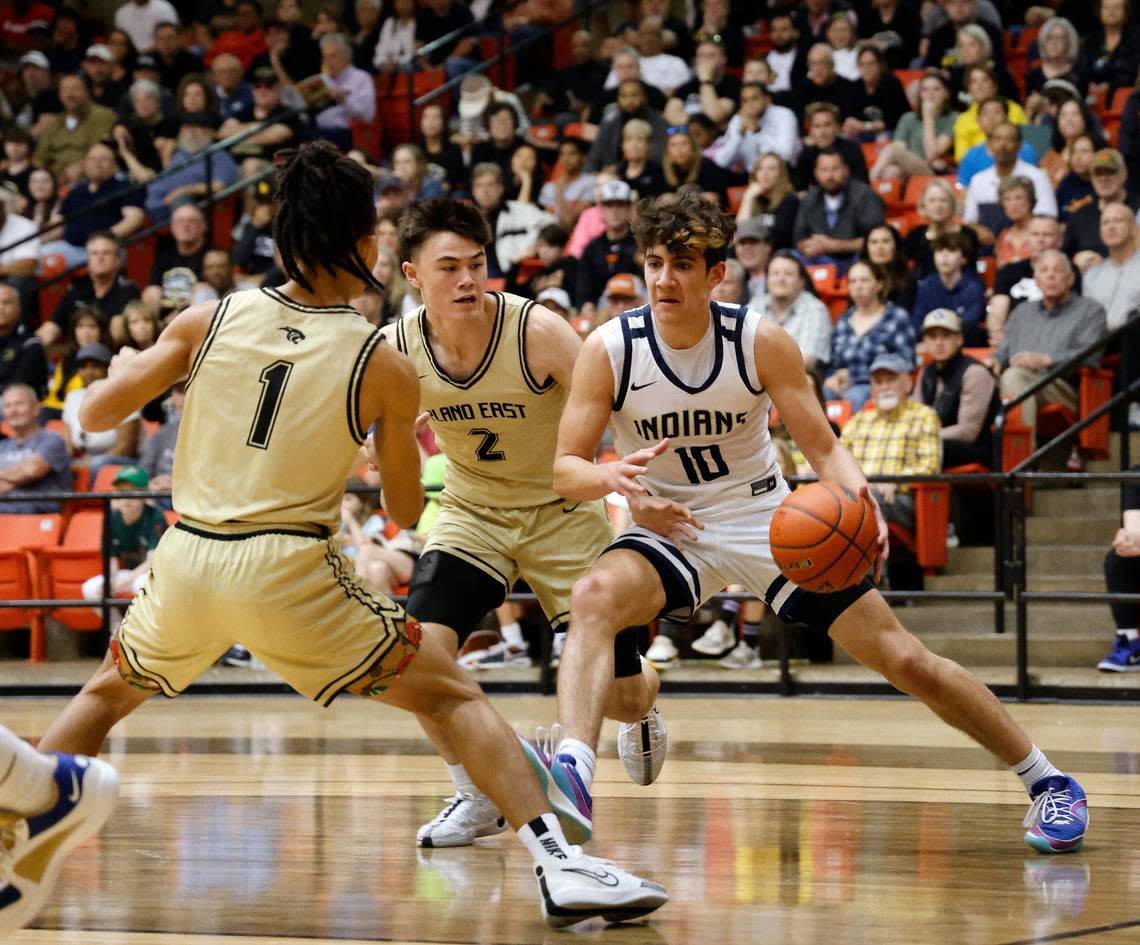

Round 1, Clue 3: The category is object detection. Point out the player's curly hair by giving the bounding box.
[273,141,383,295]
[632,190,736,270]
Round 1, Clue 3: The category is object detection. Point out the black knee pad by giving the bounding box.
[613,626,646,678]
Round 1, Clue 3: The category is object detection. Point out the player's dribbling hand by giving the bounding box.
[414,411,430,434]
[628,493,704,544]
[107,346,138,378]
[605,439,669,496]
[859,484,889,584]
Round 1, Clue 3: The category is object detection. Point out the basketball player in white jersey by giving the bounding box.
[33,143,667,927]
[543,191,1089,856]
[380,198,664,847]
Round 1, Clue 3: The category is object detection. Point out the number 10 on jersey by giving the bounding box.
[675,445,728,484]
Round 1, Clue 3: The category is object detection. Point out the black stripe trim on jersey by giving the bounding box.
[442,546,511,592]
[260,286,359,315]
[612,309,638,410]
[518,299,556,394]
[643,302,724,395]
[395,314,409,354]
[418,292,504,390]
[347,328,384,444]
[603,536,699,621]
[185,295,231,391]
[115,631,180,698]
[175,522,329,541]
[714,301,765,396]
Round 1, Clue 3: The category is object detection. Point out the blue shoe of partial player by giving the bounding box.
[0,753,119,934]
[1097,633,1140,672]
[1023,775,1088,854]
[518,735,592,845]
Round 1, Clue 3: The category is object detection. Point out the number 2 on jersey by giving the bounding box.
[675,445,728,484]
[247,360,293,449]
[470,428,505,462]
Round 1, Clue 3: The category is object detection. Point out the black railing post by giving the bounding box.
[994,477,1007,634]
[100,492,112,638]
[778,619,794,696]
[1010,480,1030,698]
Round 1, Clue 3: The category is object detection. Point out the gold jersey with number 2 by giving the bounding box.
[397,291,567,509]
[174,286,382,533]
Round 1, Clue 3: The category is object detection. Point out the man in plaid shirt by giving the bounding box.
[840,352,942,587]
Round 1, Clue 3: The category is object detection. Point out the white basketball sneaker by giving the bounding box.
[617,705,668,786]
[691,619,735,655]
[0,753,119,935]
[416,792,508,848]
[535,847,668,928]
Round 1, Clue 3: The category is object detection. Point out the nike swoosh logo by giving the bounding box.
[562,502,581,513]
[67,771,80,804]
[630,381,656,391]
[564,866,621,887]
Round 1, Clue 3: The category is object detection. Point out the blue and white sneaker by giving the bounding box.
[0,753,119,934]
[1097,633,1140,672]
[519,734,592,845]
[1023,775,1088,854]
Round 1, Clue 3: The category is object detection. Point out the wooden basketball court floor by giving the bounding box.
[3,693,1140,945]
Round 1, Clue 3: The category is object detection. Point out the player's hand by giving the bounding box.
[604,438,669,496]
[628,493,705,544]
[859,484,889,584]
[414,411,430,434]
[1113,527,1140,557]
[108,346,138,378]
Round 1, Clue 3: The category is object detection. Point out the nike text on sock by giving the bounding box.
[519,813,572,862]
[555,738,597,789]
[1013,744,1063,794]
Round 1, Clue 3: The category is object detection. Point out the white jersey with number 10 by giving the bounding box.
[597,301,790,520]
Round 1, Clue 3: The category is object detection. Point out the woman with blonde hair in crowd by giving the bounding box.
[871,70,958,182]
[662,128,726,207]
[902,177,980,277]
[736,152,798,250]
[121,300,161,351]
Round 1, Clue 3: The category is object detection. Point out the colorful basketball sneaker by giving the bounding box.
[0,753,119,934]
[1023,775,1088,854]
[536,847,668,928]
[617,705,668,786]
[416,792,507,848]
[519,735,592,845]
[1097,633,1140,672]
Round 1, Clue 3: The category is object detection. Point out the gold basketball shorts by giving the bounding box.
[112,522,421,705]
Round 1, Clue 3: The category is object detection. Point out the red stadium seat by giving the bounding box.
[727,185,747,215]
[871,177,905,212]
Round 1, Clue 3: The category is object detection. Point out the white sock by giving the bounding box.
[553,631,566,653]
[0,728,57,816]
[1120,628,1139,640]
[500,622,525,649]
[518,812,576,863]
[1012,744,1063,795]
[554,738,596,790]
[446,762,478,796]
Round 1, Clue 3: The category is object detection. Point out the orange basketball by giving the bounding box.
[770,482,879,593]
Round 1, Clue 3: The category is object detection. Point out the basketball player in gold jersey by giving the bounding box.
[34,143,667,928]
[383,198,666,848]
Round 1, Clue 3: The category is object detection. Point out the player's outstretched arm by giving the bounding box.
[553,332,667,500]
[755,319,888,572]
[79,301,218,432]
[362,342,424,529]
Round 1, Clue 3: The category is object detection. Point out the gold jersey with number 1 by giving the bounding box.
[396,291,567,508]
[174,286,382,533]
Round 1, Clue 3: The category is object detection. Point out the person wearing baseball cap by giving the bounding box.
[914,308,1000,468]
[1063,147,1140,267]
[535,287,573,320]
[577,177,639,323]
[839,349,940,588]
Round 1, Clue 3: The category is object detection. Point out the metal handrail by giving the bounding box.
[0,105,303,259]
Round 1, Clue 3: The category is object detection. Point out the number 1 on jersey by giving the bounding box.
[247,360,293,449]
[675,445,728,484]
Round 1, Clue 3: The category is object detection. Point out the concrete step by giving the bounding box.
[946,544,1105,575]
[1032,487,1120,517]
[1025,515,1117,544]
[1105,431,1140,467]
[897,602,1101,635]
[925,573,1105,592]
